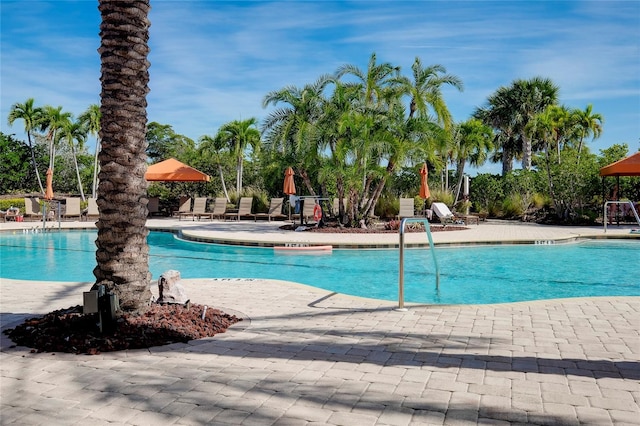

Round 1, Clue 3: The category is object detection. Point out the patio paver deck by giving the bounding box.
[1,218,638,425]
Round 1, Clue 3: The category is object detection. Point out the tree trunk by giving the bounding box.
[27,132,45,194]
[94,0,152,314]
[218,164,230,202]
[70,144,86,201]
[521,133,532,171]
[92,138,100,198]
[236,156,243,196]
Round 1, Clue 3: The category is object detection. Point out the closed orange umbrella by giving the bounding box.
[283,167,296,195]
[44,168,54,200]
[419,163,430,199]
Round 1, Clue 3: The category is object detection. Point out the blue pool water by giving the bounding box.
[1,230,639,304]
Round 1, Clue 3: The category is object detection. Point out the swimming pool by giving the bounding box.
[1,230,639,304]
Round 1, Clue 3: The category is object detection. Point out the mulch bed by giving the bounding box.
[280,223,467,233]
[3,303,242,355]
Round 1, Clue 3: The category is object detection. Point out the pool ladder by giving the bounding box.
[398,218,440,310]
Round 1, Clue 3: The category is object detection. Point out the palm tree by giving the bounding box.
[94,0,152,314]
[262,75,333,195]
[78,104,101,198]
[450,119,494,203]
[58,118,88,201]
[335,53,401,190]
[400,58,463,127]
[214,118,261,196]
[40,105,72,173]
[335,53,400,107]
[199,134,231,202]
[7,98,45,193]
[572,104,603,158]
[511,77,559,170]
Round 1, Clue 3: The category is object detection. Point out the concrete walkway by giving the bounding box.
[1,219,639,425]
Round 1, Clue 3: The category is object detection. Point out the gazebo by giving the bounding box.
[599,152,640,230]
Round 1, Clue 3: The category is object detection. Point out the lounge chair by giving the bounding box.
[211,197,228,220]
[254,198,286,222]
[62,197,82,221]
[431,202,456,225]
[24,197,42,221]
[190,197,214,221]
[225,197,253,221]
[397,198,415,219]
[174,197,192,220]
[293,198,319,224]
[85,197,99,221]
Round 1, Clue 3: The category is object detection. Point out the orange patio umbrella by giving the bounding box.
[283,167,296,195]
[44,168,54,200]
[145,158,210,182]
[419,163,430,200]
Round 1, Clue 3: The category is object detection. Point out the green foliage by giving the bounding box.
[469,173,503,214]
[374,194,398,219]
[240,186,269,213]
[429,188,454,206]
[0,133,34,193]
[0,198,25,212]
[501,193,526,218]
[146,122,196,162]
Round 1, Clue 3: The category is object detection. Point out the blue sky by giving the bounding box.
[2,0,639,175]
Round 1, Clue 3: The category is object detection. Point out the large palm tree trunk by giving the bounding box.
[94,0,152,314]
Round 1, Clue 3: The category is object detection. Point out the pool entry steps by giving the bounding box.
[398,218,440,310]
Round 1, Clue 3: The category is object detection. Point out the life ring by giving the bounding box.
[313,203,322,222]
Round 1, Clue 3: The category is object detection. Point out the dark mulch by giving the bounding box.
[3,303,242,355]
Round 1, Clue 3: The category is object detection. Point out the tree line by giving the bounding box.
[5,53,638,225]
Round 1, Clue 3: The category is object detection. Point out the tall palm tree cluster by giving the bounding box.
[260,53,474,225]
[8,99,102,201]
[473,77,603,175]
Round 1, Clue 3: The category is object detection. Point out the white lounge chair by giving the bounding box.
[431,202,456,225]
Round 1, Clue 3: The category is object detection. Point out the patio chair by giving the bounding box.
[225,197,254,221]
[85,197,99,221]
[190,197,214,221]
[293,198,318,224]
[62,197,82,221]
[174,197,192,220]
[431,202,456,225]
[147,197,160,216]
[211,197,228,220]
[23,197,42,221]
[254,198,286,221]
[397,198,415,219]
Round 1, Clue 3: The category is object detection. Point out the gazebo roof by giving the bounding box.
[599,152,640,177]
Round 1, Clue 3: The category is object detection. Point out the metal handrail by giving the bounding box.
[398,218,440,310]
[603,200,640,233]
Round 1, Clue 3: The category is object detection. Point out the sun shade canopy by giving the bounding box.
[599,152,640,177]
[145,158,211,182]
